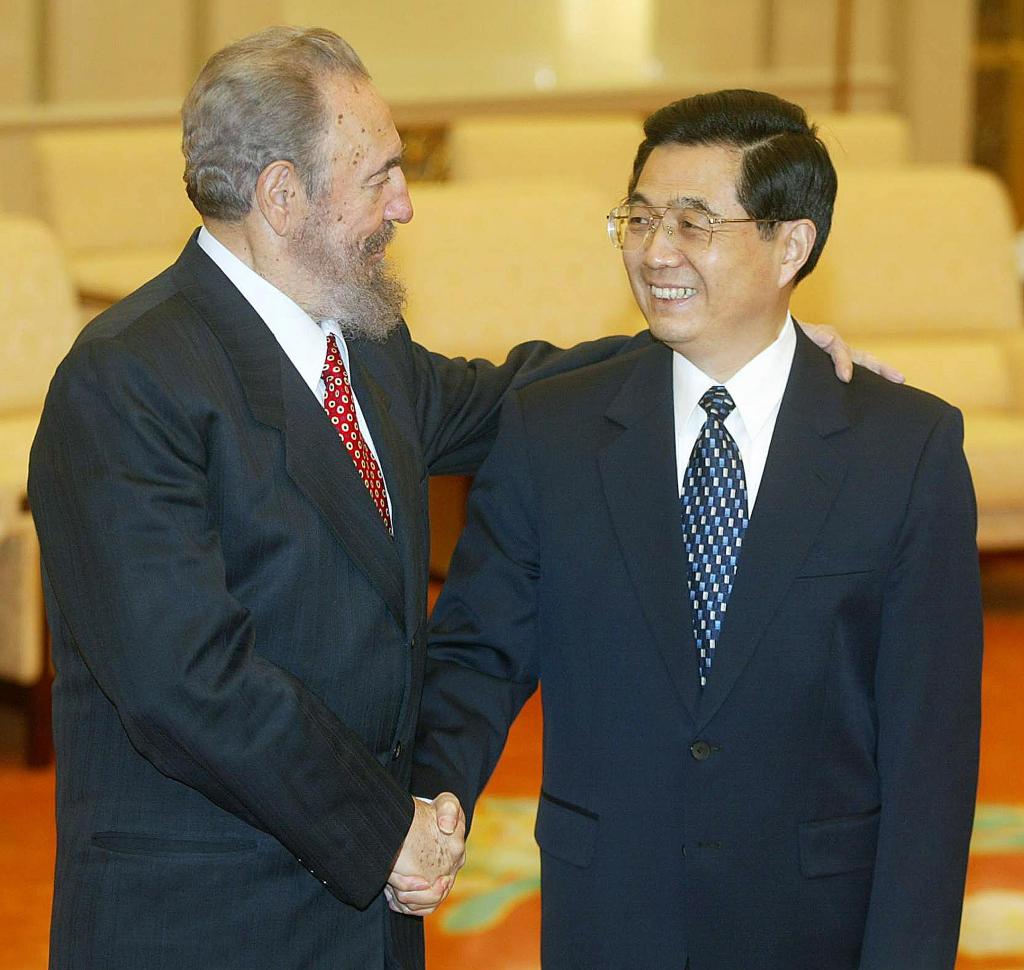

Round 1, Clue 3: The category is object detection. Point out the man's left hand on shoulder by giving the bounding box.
[800,321,905,384]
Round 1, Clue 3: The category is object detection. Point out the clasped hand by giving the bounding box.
[385,792,466,916]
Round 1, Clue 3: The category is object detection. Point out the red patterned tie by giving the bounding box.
[322,333,393,534]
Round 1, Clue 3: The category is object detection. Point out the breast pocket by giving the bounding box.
[794,554,876,581]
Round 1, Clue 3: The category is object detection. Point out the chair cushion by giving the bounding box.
[0,217,80,412]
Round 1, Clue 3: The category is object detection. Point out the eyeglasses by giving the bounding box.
[606,201,776,252]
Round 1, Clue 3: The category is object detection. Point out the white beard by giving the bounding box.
[291,213,407,342]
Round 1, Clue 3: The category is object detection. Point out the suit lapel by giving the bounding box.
[348,345,425,635]
[279,366,406,627]
[172,237,406,628]
[598,344,702,722]
[695,326,851,729]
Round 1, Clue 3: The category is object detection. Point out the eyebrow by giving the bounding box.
[366,145,405,182]
[628,192,716,216]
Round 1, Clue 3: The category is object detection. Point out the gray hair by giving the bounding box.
[182,26,370,221]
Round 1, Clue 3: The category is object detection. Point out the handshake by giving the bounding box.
[385,792,467,916]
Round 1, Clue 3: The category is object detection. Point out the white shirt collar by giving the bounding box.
[672,313,796,437]
[197,226,330,395]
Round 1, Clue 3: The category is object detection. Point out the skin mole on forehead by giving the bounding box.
[337,114,344,123]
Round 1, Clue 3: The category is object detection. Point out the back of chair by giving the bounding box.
[791,166,1023,410]
[812,112,911,167]
[0,216,76,687]
[390,177,643,361]
[32,125,197,255]
[794,167,1021,335]
[0,216,80,414]
[447,114,643,203]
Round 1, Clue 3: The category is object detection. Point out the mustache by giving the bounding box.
[362,222,396,256]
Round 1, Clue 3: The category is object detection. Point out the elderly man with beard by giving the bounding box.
[29,28,877,970]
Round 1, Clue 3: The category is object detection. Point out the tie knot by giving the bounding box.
[322,333,343,381]
[699,385,736,422]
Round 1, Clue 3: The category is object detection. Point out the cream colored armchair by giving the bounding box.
[391,176,640,359]
[812,112,911,168]
[0,215,81,762]
[447,114,644,204]
[792,166,1024,549]
[32,125,198,306]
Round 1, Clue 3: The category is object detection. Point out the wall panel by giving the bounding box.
[0,0,40,105]
[46,0,193,102]
[285,0,562,99]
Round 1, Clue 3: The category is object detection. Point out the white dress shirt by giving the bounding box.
[197,227,392,518]
[673,315,796,515]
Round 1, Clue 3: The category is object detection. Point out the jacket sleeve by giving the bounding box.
[29,336,413,909]
[412,394,540,820]
[859,406,983,968]
[405,327,648,475]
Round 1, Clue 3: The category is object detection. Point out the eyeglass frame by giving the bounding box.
[606,199,778,252]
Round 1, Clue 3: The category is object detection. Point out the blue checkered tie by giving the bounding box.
[680,386,749,688]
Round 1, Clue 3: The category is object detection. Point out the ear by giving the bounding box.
[777,219,816,288]
[254,160,304,237]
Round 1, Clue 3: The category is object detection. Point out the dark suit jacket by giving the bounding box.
[28,235,639,970]
[414,325,983,969]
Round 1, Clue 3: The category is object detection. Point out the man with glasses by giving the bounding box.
[412,89,982,969]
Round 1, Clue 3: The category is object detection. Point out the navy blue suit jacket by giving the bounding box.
[28,235,637,970]
[415,325,983,969]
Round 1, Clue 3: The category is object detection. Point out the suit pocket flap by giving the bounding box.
[90,832,256,856]
[794,560,875,579]
[534,790,598,868]
[799,807,880,878]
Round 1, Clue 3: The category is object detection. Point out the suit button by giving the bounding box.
[392,742,403,761]
[690,740,712,761]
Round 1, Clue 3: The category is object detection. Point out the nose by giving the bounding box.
[384,168,413,224]
[643,219,685,268]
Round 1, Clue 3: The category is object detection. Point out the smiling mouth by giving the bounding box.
[650,285,697,301]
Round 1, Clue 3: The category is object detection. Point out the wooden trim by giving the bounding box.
[762,0,778,70]
[833,0,855,112]
[35,0,51,104]
[0,65,895,137]
[0,665,53,767]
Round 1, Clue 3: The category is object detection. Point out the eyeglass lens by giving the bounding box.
[613,205,713,251]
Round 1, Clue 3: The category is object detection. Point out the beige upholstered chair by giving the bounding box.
[32,125,198,304]
[792,166,1024,549]
[446,114,644,204]
[0,215,81,762]
[392,176,641,360]
[813,112,911,167]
